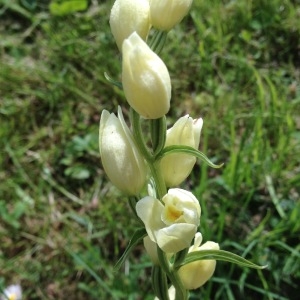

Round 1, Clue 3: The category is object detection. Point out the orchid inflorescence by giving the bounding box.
[99,1,265,299]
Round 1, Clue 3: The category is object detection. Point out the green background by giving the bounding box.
[0,0,299,299]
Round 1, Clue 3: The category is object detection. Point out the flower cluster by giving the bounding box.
[100,0,221,298]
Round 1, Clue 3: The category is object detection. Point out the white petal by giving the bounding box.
[165,189,201,222]
[136,196,164,242]
[198,241,220,251]
[156,223,197,253]
[99,110,110,156]
[193,117,203,148]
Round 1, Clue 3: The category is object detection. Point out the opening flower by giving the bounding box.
[136,188,201,253]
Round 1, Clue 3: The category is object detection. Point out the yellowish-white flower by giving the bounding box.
[99,107,147,195]
[110,0,150,50]
[178,232,219,289]
[0,284,22,300]
[136,188,201,253]
[160,115,203,187]
[150,0,193,31]
[122,32,171,119]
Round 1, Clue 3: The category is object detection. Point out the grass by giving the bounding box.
[0,0,299,299]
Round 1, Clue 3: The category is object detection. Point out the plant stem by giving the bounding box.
[157,247,189,300]
[149,161,167,200]
[131,109,188,298]
[130,108,153,162]
[131,108,167,199]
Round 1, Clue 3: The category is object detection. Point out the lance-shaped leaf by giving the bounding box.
[152,266,170,300]
[114,227,147,270]
[150,116,167,156]
[178,249,267,270]
[104,72,123,89]
[157,145,223,169]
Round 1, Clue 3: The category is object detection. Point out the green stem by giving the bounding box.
[131,108,167,200]
[130,108,153,162]
[149,161,167,200]
[157,247,189,300]
[169,267,189,300]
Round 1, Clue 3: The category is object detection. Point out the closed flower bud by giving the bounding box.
[136,188,201,253]
[110,0,150,51]
[178,233,219,290]
[99,107,147,195]
[150,0,193,31]
[160,115,203,187]
[122,32,171,119]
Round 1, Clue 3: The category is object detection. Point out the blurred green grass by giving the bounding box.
[0,0,299,299]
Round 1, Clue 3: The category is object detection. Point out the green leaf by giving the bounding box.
[114,227,147,270]
[66,248,118,299]
[180,250,267,270]
[152,266,170,300]
[173,247,189,268]
[157,145,223,169]
[149,30,168,54]
[49,0,88,16]
[104,72,123,89]
[151,116,167,156]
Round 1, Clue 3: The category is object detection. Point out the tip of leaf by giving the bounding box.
[104,72,123,89]
[210,162,224,169]
[261,264,268,269]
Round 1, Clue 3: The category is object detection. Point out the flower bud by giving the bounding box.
[150,0,193,31]
[136,188,201,253]
[122,32,171,119]
[178,233,219,289]
[109,0,150,51]
[160,115,203,187]
[99,107,147,195]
